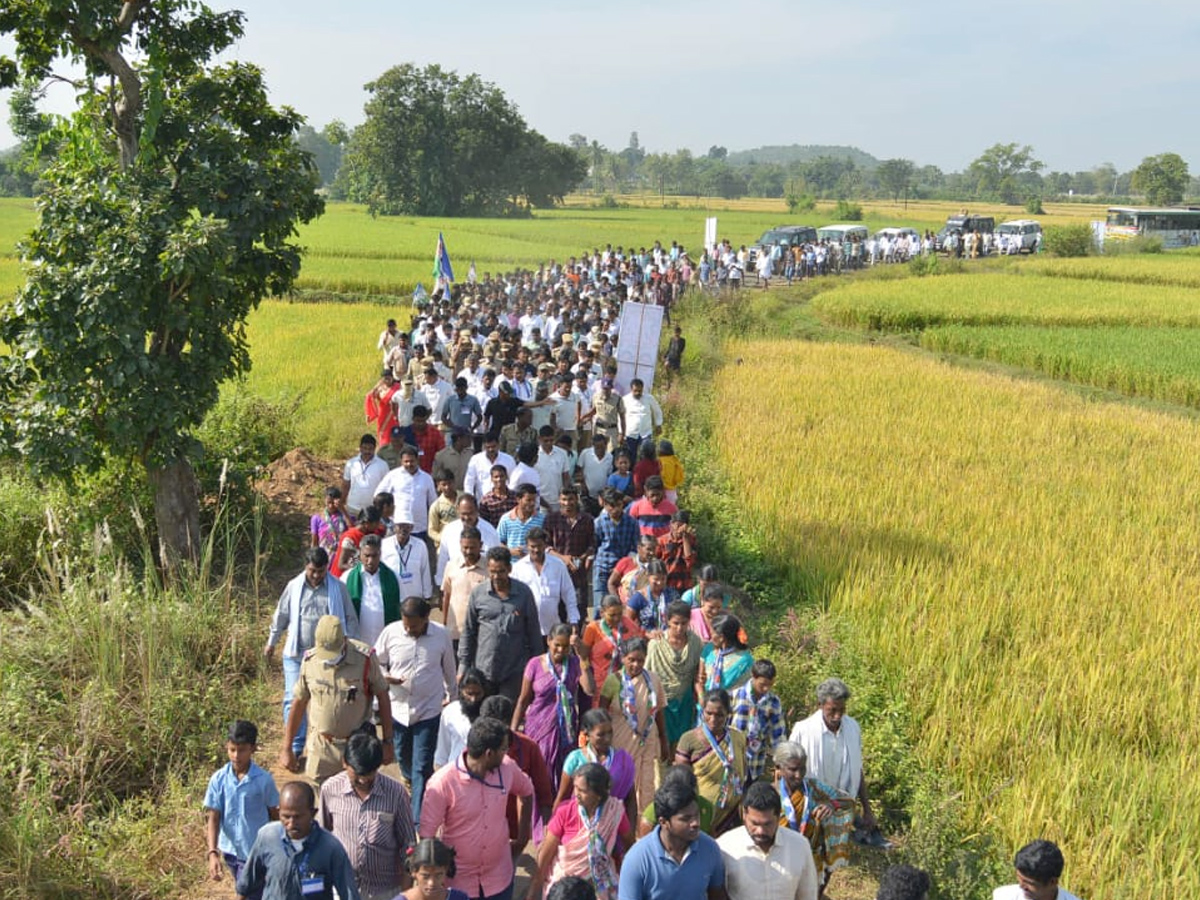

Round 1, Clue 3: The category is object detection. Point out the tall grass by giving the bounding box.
[0,497,269,898]
[1024,254,1200,288]
[715,340,1200,900]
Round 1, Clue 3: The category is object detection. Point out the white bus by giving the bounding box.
[1104,207,1200,249]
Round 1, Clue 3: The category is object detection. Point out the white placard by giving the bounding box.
[704,216,718,254]
[615,301,664,395]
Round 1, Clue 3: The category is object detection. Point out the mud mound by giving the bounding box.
[257,448,341,520]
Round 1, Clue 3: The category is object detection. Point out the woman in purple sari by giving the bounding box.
[553,708,639,827]
[514,623,594,783]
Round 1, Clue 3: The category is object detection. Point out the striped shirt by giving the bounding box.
[319,771,416,898]
[495,510,545,552]
[593,510,640,579]
[627,497,678,540]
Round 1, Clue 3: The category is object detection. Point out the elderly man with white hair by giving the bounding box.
[788,678,880,843]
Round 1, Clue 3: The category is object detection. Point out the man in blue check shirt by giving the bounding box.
[592,487,639,617]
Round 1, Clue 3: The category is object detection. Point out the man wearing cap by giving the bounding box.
[280,615,394,782]
[390,375,429,431]
[380,512,433,605]
[591,379,621,451]
[266,548,361,759]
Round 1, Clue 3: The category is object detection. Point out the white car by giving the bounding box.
[996,220,1042,253]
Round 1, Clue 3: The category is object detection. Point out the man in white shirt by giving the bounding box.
[435,495,501,587]
[994,840,1084,900]
[618,378,663,462]
[374,596,456,822]
[420,366,454,427]
[511,527,578,636]
[341,434,390,518]
[718,781,818,900]
[578,433,613,503]
[391,377,430,430]
[789,678,878,834]
[432,668,487,768]
[377,446,439,542]
[550,375,581,449]
[464,437,516,501]
[340,533,399,648]
[533,426,571,513]
[381,512,432,603]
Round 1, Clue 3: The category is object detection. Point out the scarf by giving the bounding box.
[318,511,349,554]
[619,669,657,745]
[599,619,624,675]
[779,778,815,836]
[701,722,743,809]
[546,654,575,748]
[707,648,730,691]
[582,801,618,900]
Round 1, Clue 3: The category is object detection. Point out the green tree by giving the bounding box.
[876,158,915,202]
[339,63,582,215]
[0,0,324,567]
[967,143,1044,204]
[296,124,341,186]
[1131,153,1190,206]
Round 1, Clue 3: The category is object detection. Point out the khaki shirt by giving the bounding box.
[295,639,387,781]
[499,423,537,458]
[592,395,621,442]
[440,557,488,640]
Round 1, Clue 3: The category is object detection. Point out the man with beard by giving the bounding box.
[619,780,726,900]
[237,781,360,900]
[464,434,516,501]
[435,495,501,589]
[432,667,488,768]
[717,781,817,900]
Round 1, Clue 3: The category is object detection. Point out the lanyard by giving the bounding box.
[281,828,313,876]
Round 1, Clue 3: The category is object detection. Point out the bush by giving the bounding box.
[0,466,46,604]
[194,388,299,512]
[833,199,864,221]
[786,192,817,213]
[1043,224,1094,257]
[1025,195,1045,215]
[1103,234,1165,255]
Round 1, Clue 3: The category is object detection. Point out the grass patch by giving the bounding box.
[1024,253,1200,288]
[813,272,1200,330]
[922,324,1200,408]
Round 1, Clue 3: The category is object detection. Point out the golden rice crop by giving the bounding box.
[1024,254,1200,288]
[717,340,1200,900]
[812,272,1200,330]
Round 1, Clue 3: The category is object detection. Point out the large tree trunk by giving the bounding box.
[149,457,202,571]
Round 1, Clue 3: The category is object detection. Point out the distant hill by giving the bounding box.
[726,144,881,170]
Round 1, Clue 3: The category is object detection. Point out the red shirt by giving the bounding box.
[631,459,661,497]
[505,730,554,839]
[657,532,698,593]
[411,425,445,473]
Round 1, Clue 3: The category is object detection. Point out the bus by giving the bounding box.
[1104,207,1200,249]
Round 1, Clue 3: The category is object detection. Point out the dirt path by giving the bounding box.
[183,447,882,900]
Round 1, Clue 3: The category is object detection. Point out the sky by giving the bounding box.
[1,0,1198,173]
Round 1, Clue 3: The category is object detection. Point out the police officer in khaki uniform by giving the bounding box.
[280,615,395,783]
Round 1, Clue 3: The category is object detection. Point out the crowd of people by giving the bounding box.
[202,249,1084,900]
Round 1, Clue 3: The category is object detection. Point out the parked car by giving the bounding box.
[935,214,995,251]
[996,219,1043,253]
[749,225,818,266]
[817,224,869,243]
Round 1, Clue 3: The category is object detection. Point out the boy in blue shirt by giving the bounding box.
[204,720,279,898]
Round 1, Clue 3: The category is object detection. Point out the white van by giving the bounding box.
[996,219,1042,253]
[816,224,869,243]
[873,227,920,241]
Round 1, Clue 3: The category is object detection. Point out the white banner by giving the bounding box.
[615,301,664,396]
[704,216,718,254]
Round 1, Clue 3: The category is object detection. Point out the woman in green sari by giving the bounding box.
[673,688,748,836]
[645,599,703,752]
[774,740,856,899]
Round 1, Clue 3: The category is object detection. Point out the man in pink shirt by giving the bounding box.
[418,717,534,900]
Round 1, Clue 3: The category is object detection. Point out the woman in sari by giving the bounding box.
[773,740,856,899]
[645,599,704,752]
[674,688,748,836]
[310,486,352,554]
[514,623,593,783]
[697,614,754,709]
[555,709,638,825]
[681,563,720,608]
[536,762,634,900]
[688,583,725,649]
[581,594,642,692]
[598,636,669,816]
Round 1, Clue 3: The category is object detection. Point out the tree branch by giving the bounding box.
[67,5,148,168]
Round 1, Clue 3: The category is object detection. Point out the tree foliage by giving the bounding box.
[967,143,1044,204]
[0,0,324,564]
[1131,153,1190,206]
[877,158,915,202]
[338,63,584,216]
